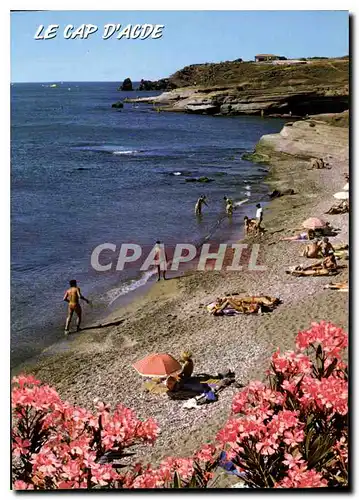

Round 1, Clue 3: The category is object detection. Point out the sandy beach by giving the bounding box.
[14,117,349,472]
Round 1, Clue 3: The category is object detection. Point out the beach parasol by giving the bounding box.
[302,217,327,230]
[132,353,182,378]
[343,183,349,191]
[333,191,349,200]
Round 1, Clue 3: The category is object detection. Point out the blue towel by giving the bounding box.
[219,451,243,477]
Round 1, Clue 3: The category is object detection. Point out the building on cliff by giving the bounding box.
[255,54,286,62]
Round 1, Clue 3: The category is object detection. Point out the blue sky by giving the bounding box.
[11,10,349,82]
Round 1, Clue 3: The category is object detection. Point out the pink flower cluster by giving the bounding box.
[275,462,328,488]
[12,376,159,489]
[217,322,348,488]
[296,321,348,359]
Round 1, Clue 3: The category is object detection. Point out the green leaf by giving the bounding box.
[173,471,182,488]
[325,358,338,378]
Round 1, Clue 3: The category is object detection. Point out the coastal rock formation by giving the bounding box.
[138,78,177,91]
[112,101,124,108]
[124,59,349,117]
[253,114,349,162]
[119,78,133,91]
[185,176,214,183]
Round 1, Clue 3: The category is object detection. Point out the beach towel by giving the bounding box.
[142,380,168,394]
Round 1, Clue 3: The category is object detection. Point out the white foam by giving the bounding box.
[105,269,157,306]
[113,150,138,155]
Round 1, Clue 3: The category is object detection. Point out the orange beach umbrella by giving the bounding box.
[132,353,182,378]
[302,217,326,230]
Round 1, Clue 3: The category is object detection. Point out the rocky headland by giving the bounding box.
[123,58,349,117]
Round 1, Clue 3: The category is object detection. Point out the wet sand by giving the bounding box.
[14,118,349,471]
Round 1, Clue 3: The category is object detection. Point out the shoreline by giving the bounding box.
[14,116,349,472]
[12,156,271,371]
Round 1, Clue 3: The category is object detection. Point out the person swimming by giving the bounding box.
[195,195,208,215]
[63,280,90,335]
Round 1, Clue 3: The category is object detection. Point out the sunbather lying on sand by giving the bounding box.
[280,229,315,242]
[286,267,338,277]
[324,281,348,291]
[326,201,349,215]
[287,253,338,276]
[301,253,337,271]
[207,295,280,315]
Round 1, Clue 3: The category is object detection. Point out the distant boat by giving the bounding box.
[50,84,57,88]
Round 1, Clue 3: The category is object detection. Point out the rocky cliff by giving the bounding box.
[124,58,349,117]
[249,111,349,163]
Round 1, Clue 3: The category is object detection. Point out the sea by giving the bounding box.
[11,82,287,368]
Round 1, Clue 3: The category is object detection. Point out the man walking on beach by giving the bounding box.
[63,280,90,335]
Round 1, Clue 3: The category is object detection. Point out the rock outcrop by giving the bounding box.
[118,78,133,91]
[137,78,177,91]
[124,58,349,117]
[251,116,349,163]
[112,101,124,109]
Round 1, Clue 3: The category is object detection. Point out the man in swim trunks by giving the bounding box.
[195,195,208,215]
[63,280,90,335]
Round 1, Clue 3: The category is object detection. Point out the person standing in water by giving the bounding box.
[63,280,90,335]
[154,241,168,281]
[195,195,208,215]
[224,196,234,216]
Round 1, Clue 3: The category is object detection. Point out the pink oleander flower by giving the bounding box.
[296,321,348,359]
[271,349,312,377]
[283,452,304,469]
[195,444,218,463]
[275,463,328,488]
[300,376,348,415]
[13,480,35,490]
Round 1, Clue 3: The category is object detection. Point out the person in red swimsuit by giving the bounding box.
[63,280,90,335]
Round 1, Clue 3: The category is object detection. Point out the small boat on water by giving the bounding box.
[50,84,57,88]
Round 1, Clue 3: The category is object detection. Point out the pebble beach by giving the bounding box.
[14,116,349,471]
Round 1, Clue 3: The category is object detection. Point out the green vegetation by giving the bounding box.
[168,59,349,95]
